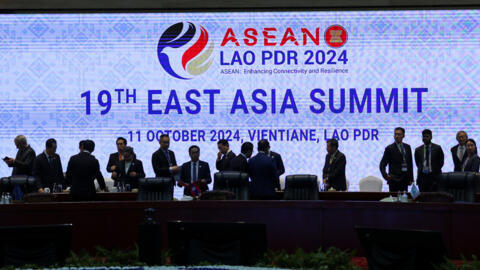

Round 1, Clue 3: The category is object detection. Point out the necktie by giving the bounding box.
[398,144,406,161]
[163,150,172,166]
[425,145,430,171]
[459,146,465,161]
[48,156,53,165]
[192,162,197,182]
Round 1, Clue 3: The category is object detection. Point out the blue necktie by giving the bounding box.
[163,150,171,166]
[192,162,197,182]
[426,146,431,169]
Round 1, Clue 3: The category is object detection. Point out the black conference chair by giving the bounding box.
[0,175,38,198]
[437,172,479,202]
[168,221,267,266]
[0,224,72,267]
[283,174,318,200]
[137,177,173,201]
[213,171,249,200]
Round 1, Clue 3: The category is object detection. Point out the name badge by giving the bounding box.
[423,168,430,174]
[402,163,408,172]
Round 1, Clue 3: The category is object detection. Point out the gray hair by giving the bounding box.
[14,135,27,146]
[123,146,134,156]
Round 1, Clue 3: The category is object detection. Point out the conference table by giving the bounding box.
[0,192,479,259]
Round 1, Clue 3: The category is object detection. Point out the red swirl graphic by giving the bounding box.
[182,26,209,69]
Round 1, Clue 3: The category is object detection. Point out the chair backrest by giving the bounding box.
[283,174,318,200]
[137,177,173,201]
[0,175,38,196]
[437,172,478,202]
[0,224,72,267]
[359,176,383,192]
[213,171,249,200]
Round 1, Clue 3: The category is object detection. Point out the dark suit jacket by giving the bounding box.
[379,142,414,184]
[33,153,65,190]
[462,154,480,172]
[114,159,145,189]
[180,160,212,195]
[152,148,177,178]
[451,144,468,172]
[248,152,278,198]
[10,145,36,176]
[216,150,236,172]
[322,150,347,191]
[106,152,121,173]
[66,152,106,200]
[230,154,249,174]
[268,151,285,190]
[414,143,444,176]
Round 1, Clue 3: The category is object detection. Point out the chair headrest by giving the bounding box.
[0,176,37,187]
[214,171,249,184]
[440,172,475,188]
[285,175,318,188]
[139,177,172,189]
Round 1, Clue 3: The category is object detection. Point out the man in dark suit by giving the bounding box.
[106,137,128,185]
[3,135,36,176]
[33,138,66,192]
[260,139,285,190]
[414,129,444,192]
[179,145,212,196]
[152,134,179,182]
[66,140,107,201]
[451,131,468,172]
[216,139,236,172]
[248,140,278,200]
[112,146,145,190]
[230,142,253,174]
[461,139,480,172]
[380,127,414,192]
[322,139,347,191]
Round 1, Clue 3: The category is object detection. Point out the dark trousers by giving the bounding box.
[388,181,408,192]
[417,173,440,192]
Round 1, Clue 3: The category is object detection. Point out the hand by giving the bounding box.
[129,171,137,178]
[200,179,207,185]
[386,175,392,181]
[217,152,222,160]
[5,158,14,166]
[171,166,180,173]
[177,181,185,187]
[103,186,109,192]
[110,165,116,171]
[111,172,118,178]
[38,188,44,193]
[322,179,327,184]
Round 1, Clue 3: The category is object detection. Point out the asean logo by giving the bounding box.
[324,25,348,48]
[157,22,214,80]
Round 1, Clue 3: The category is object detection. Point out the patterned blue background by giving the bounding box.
[0,10,478,196]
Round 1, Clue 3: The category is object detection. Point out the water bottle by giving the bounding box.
[397,191,401,202]
[5,193,11,204]
[402,191,408,203]
[1,193,5,204]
